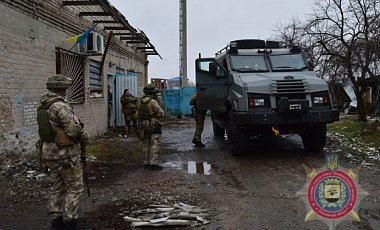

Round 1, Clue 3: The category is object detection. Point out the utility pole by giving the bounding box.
[179,0,188,86]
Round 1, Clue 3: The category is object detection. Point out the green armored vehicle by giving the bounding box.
[195,39,339,154]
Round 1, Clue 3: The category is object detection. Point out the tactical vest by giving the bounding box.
[138,98,153,120]
[127,96,138,108]
[37,98,62,142]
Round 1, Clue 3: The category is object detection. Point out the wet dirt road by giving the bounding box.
[159,117,380,230]
[0,116,379,230]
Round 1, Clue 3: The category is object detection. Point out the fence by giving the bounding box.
[163,87,195,117]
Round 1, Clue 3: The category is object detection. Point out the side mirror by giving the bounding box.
[209,62,217,75]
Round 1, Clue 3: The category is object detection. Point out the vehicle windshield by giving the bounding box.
[230,55,268,72]
[269,54,308,71]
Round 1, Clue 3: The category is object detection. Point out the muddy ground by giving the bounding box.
[0,117,379,230]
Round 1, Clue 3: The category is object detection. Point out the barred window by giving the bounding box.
[56,48,85,103]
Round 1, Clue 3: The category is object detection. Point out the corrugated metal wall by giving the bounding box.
[163,86,195,117]
[180,87,195,115]
[163,89,180,116]
[108,73,138,127]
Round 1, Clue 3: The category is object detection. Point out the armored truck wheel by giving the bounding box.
[300,124,327,152]
[213,122,225,137]
[227,127,246,155]
[227,111,246,155]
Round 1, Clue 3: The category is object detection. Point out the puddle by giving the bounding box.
[183,161,211,175]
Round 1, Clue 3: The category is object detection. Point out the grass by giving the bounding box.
[327,115,380,150]
[86,139,143,159]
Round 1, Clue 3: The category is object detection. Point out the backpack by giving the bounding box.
[138,98,153,120]
[127,96,139,108]
[37,98,62,142]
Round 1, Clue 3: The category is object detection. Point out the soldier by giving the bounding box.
[154,90,164,109]
[120,89,139,137]
[36,75,89,230]
[107,85,113,128]
[189,92,206,147]
[137,84,165,170]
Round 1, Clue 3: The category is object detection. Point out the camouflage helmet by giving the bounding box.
[46,75,72,91]
[143,84,157,95]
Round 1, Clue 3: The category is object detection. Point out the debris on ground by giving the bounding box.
[123,202,211,227]
[26,170,47,180]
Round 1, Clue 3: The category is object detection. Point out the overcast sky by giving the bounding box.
[108,0,314,83]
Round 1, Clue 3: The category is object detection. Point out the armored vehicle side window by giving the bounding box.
[198,61,225,77]
[230,56,268,73]
[269,54,308,71]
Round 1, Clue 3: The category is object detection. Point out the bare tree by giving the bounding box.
[273,17,346,84]
[305,0,380,121]
[273,17,305,45]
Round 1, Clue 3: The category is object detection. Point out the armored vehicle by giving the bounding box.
[195,39,339,154]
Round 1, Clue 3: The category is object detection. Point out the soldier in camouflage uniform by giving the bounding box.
[154,91,164,109]
[189,92,206,147]
[120,89,139,136]
[37,75,89,230]
[137,84,165,170]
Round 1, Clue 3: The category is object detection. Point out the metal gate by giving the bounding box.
[107,73,138,127]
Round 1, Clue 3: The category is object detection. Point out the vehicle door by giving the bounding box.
[195,58,227,111]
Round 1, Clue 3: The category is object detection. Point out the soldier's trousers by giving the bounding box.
[124,113,138,132]
[143,133,161,165]
[45,156,84,221]
[193,109,207,142]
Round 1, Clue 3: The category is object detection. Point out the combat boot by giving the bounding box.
[123,126,128,138]
[192,138,205,147]
[148,164,163,170]
[51,216,64,230]
[145,164,163,170]
[63,219,78,230]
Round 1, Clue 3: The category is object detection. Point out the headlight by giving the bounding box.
[248,94,270,108]
[313,96,329,104]
[311,91,330,107]
[254,99,265,106]
[313,96,324,104]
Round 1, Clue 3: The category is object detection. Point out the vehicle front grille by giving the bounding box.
[273,79,309,94]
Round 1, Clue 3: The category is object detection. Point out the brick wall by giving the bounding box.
[0,1,149,164]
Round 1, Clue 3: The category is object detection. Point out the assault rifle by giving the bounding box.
[80,142,91,197]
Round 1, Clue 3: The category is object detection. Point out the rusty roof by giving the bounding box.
[62,0,161,58]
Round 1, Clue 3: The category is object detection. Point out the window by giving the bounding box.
[56,48,85,103]
[269,54,308,71]
[230,55,268,72]
[89,59,102,97]
[198,60,226,77]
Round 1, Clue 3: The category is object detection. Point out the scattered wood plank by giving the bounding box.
[123,203,212,227]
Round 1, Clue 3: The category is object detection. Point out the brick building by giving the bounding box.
[0,0,160,163]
